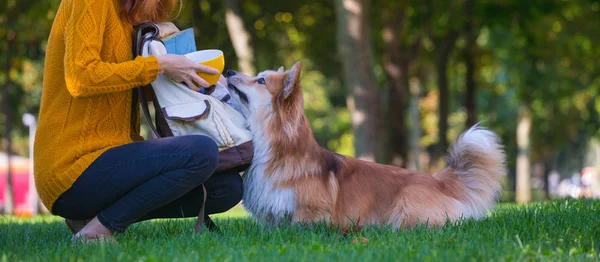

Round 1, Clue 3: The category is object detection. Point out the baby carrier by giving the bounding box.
[132,23,253,233]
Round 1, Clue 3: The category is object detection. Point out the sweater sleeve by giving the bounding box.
[64,0,160,98]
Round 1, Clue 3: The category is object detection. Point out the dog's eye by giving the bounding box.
[257,78,266,85]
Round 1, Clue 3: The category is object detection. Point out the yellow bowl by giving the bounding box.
[184,49,224,86]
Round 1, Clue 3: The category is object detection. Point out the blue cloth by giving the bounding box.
[163,28,197,55]
[163,28,210,93]
[52,136,242,233]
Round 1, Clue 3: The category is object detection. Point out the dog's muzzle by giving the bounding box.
[227,83,249,104]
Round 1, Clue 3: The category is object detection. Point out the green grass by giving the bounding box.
[1,200,599,261]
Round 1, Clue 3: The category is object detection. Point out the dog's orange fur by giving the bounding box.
[226,62,505,229]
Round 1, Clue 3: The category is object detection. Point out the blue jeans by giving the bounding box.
[53,135,242,233]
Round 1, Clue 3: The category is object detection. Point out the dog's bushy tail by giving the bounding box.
[442,123,506,219]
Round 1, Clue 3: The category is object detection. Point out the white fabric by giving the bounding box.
[141,40,252,150]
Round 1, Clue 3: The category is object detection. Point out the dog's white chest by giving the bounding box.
[242,163,296,223]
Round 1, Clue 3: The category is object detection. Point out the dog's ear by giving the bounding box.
[282,62,301,99]
[277,66,285,73]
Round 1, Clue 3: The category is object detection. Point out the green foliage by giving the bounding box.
[0,0,61,155]
[1,0,599,182]
[1,200,599,261]
[216,0,352,153]
[477,0,600,170]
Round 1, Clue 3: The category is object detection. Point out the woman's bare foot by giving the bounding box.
[71,217,115,243]
[65,219,91,234]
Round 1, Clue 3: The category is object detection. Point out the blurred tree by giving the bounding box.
[223,0,256,75]
[0,0,62,213]
[378,0,422,167]
[2,29,15,214]
[516,99,532,203]
[335,0,379,161]
[480,0,600,201]
[238,0,352,155]
[463,0,477,128]
[427,0,461,170]
[2,0,600,205]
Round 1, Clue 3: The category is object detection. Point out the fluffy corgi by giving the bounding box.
[225,62,506,229]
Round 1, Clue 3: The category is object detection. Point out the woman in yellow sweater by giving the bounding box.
[34,0,242,242]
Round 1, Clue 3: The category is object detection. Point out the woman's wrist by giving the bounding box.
[156,56,165,74]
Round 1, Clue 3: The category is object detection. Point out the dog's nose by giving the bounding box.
[225,70,236,77]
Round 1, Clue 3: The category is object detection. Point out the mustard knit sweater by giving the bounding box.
[34,0,160,212]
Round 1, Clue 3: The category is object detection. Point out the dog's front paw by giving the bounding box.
[263,213,293,230]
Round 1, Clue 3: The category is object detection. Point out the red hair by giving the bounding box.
[120,0,181,25]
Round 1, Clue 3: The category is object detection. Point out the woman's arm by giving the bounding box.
[64,0,160,99]
[143,22,181,101]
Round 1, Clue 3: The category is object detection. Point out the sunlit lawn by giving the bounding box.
[1,200,599,261]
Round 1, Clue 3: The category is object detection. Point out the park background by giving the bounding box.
[1,0,599,216]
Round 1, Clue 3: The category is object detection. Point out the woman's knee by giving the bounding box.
[164,135,218,156]
[189,136,219,167]
[182,136,219,181]
[154,136,218,183]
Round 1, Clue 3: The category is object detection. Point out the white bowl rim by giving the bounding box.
[184,49,223,63]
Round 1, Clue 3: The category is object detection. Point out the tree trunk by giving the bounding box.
[542,157,552,200]
[335,0,379,162]
[223,0,255,75]
[463,0,477,128]
[516,103,532,204]
[407,76,422,170]
[432,33,458,168]
[436,51,449,162]
[2,30,15,214]
[386,61,409,166]
[381,1,408,167]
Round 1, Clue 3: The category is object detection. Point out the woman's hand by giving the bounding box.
[156,54,220,91]
[156,22,180,39]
